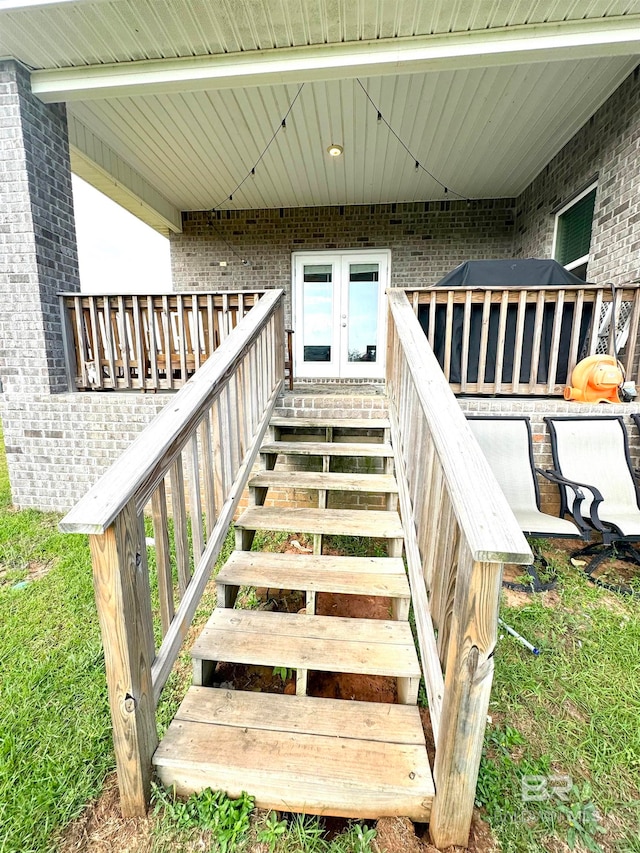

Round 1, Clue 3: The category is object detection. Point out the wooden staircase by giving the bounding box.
[153,415,434,821]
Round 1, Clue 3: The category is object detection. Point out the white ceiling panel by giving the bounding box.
[67,56,635,211]
[1,0,640,69]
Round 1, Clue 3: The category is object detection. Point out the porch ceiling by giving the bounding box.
[62,59,635,212]
[1,0,639,226]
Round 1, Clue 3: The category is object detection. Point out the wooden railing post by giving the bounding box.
[88,498,157,816]
[429,546,503,849]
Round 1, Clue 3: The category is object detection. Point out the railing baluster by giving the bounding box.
[199,413,216,538]
[493,289,509,393]
[567,288,584,379]
[476,290,491,389]
[104,296,117,388]
[161,294,173,390]
[428,290,436,346]
[118,295,132,389]
[529,289,546,389]
[176,294,188,384]
[512,289,527,392]
[188,433,205,562]
[170,456,191,596]
[132,295,146,389]
[60,295,78,391]
[211,396,225,515]
[88,296,103,389]
[460,289,471,393]
[625,289,640,380]
[151,479,174,636]
[546,289,565,393]
[443,290,453,381]
[589,288,604,356]
[72,295,89,387]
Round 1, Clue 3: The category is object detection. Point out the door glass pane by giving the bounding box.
[303,264,332,362]
[347,263,379,362]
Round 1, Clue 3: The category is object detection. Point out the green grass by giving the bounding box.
[151,785,377,853]
[477,540,640,852]
[0,426,112,853]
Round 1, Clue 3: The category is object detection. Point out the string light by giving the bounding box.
[356,78,469,200]
[208,215,251,266]
[211,83,305,211]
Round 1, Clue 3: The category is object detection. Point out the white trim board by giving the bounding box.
[31,17,640,102]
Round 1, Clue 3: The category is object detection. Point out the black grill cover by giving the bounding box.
[419,259,592,389]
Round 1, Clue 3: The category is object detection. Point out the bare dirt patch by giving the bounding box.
[57,774,152,853]
[27,559,54,581]
[374,810,498,853]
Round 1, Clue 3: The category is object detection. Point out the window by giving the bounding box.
[553,184,597,281]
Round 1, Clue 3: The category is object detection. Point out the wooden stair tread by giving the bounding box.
[191,609,420,678]
[261,441,393,457]
[153,689,433,820]
[172,685,424,743]
[249,470,398,493]
[235,507,404,538]
[271,416,390,429]
[217,551,410,597]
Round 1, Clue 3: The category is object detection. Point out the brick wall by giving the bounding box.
[170,200,516,321]
[2,393,170,510]
[0,60,80,397]
[514,66,640,286]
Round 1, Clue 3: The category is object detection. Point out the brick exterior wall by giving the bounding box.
[1,393,170,510]
[514,66,640,286]
[0,60,80,397]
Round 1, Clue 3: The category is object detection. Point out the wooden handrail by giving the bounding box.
[386,289,531,848]
[59,290,269,392]
[403,282,640,396]
[60,289,285,817]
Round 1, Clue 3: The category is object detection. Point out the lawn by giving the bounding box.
[478,544,640,853]
[1,423,640,853]
[0,428,112,853]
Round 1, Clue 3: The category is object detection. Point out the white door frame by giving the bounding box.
[292,248,390,380]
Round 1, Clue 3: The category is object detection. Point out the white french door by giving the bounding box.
[292,250,390,379]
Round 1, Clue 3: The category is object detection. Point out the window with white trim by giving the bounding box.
[553,183,597,281]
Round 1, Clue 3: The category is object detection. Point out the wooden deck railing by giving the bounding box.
[60,289,285,816]
[404,283,640,395]
[59,290,268,391]
[386,290,532,848]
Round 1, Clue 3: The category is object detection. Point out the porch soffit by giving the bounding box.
[64,58,635,211]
